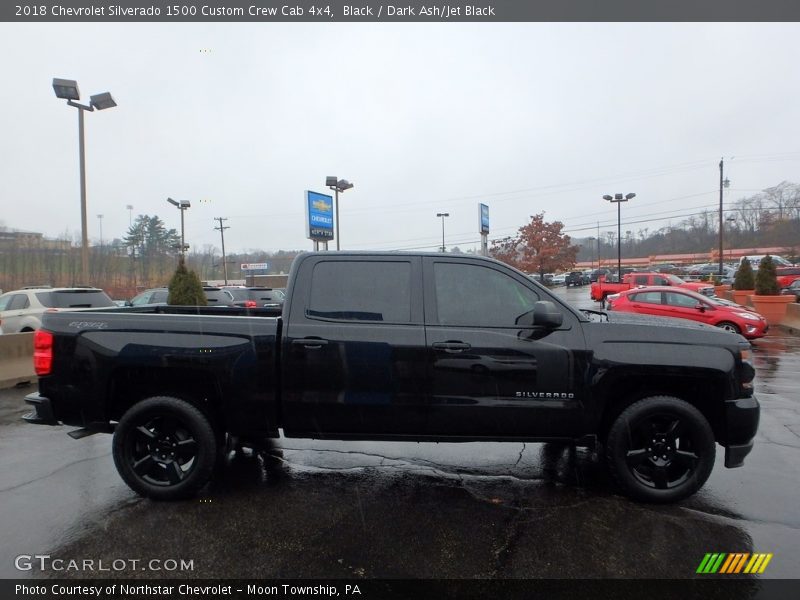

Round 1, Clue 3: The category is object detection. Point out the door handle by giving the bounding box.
[292,338,329,349]
[432,341,471,353]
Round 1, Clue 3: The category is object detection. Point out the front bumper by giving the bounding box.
[22,392,59,426]
[722,394,760,468]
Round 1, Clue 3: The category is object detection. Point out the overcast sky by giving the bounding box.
[1,22,799,254]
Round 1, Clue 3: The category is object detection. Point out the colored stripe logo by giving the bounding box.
[697,553,773,574]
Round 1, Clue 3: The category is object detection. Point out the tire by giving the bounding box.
[605,396,715,503]
[716,321,741,334]
[113,396,217,500]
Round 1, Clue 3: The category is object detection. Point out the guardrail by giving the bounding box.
[0,332,35,389]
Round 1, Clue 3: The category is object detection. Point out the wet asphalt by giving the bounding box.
[0,285,798,581]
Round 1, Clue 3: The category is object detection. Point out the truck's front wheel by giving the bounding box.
[606,396,715,503]
[113,396,217,500]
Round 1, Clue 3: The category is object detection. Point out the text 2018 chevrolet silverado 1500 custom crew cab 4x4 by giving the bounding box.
[24,252,759,503]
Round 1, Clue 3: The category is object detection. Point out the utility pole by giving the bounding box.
[718,158,724,276]
[214,217,230,285]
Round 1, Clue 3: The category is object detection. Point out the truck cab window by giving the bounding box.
[433,262,540,327]
[307,260,412,323]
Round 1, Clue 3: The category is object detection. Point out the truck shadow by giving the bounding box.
[211,441,613,498]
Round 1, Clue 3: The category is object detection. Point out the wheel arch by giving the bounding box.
[108,367,225,435]
[596,368,726,443]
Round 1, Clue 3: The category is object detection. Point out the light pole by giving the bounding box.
[718,159,731,276]
[52,78,116,284]
[167,197,191,258]
[603,193,636,280]
[436,212,450,252]
[97,214,103,246]
[326,176,354,251]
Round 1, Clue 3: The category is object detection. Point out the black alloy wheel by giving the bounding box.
[113,396,217,500]
[606,396,715,503]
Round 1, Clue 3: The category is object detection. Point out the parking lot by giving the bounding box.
[0,284,798,583]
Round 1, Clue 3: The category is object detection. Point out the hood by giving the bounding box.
[585,310,748,350]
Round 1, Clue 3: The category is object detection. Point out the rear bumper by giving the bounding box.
[725,440,754,468]
[22,392,59,426]
[722,394,760,468]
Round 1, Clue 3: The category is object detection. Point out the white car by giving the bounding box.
[0,287,115,333]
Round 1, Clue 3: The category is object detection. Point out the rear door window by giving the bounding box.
[6,294,31,310]
[307,261,412,323]
[630,291,662,304]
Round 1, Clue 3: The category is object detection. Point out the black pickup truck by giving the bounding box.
[24,252,759,503]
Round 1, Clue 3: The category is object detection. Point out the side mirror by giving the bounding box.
[516,301,563,329]
[534,301,563,328]
[695,303,706,312]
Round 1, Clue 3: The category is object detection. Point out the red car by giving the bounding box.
[605,286,768,339]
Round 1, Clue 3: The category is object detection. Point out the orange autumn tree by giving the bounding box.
[490,212,579,280]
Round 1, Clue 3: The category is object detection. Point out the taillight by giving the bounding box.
[33,330,54,376]
[245,300,257,308]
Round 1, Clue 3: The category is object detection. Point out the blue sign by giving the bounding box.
[479,203,490,234]
[305,190,334,241]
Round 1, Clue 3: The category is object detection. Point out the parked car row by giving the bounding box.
[0,286,115,333]
[0,285,286,333]
[127,286,285,308]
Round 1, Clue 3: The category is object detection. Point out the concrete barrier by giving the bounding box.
[780,302,800,333]
[0,332,35,389]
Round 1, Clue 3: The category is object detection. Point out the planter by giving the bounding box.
[732,289,754,306]
[750,294,796,325]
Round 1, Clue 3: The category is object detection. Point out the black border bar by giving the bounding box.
[4,0,800,23]
[5,579,800,600]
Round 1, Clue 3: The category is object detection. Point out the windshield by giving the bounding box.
[666,274,687,285]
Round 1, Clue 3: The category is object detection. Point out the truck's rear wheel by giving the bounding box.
[605,396,715,503]
[113,396,217,500]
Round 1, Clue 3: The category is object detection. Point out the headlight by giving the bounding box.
[735,312,762,321]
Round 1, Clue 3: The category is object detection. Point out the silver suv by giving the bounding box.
[0,287,114,333]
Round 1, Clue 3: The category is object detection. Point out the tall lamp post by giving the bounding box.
[167,197,191,258]
[436,212,449,252]
[326,176,354,250]
[52,78,117,284]
[603,193,636,280]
